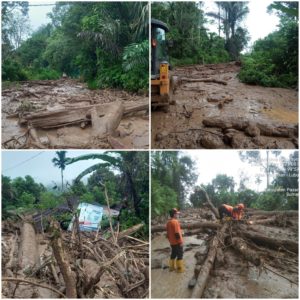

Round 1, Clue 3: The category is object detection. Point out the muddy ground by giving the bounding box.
[2,79,149,149]
[151,208,298,298]
[152,62,298,149]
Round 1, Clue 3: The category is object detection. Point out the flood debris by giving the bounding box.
[2,213,149,298]
[152,62,298,149]
[2,79,149,149]
[151,205,298,298]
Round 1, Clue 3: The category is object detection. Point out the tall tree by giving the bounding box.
[151,151,197,213]
[239,151,281,189]
[207,2,249,59]
[52,151,68,191]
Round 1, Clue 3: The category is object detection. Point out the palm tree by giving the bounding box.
[207,2,249,58]
[52,151,67,191]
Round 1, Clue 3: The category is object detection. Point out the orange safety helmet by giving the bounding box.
[237,203,245,210]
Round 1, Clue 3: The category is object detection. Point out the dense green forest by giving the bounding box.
[2,151,149,236]
[152,1,298,88]
[151,151,298,217]
[2,2,148,92]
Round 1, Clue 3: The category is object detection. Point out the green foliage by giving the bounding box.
[152,2,248,65]
[2,175,46,218]
[2,58,28,81]
[151,179,177,217]
[151,151,198,215]
[66,151,149,236]
[37,192,62,210]
[2,2,149,92]
[189,151,298,211]
[239,3,298,88]
[25,67,61,80]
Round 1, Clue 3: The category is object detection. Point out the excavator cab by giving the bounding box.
[151,19,171,109]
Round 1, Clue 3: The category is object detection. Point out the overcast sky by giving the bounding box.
[27,1,279,46]
[2,150,116,187]
[203,1,280,48]
[183,150,295,192]
[3,150,295,192]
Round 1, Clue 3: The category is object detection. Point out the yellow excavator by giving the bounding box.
[151,19,177,111]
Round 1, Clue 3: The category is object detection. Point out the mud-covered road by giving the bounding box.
[152,62,298,149]
[151,208,298,298]
[2,79,149,149]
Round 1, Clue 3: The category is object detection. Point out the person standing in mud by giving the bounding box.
[166,208,184,273]
[218,203,245,221]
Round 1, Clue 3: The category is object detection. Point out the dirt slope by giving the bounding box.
[2,79,149,149]
[152,62,298,149]
[151,208,298,298]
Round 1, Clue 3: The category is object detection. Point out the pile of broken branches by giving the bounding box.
[2,219,149,298]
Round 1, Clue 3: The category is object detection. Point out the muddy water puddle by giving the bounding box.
[151,233,206,298]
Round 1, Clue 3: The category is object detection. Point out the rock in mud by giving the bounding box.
[230,133,254,148]
[200,133,225,149]
[270,140,297,149]
[245,123,260,137]
[188,277,197,289]
[151,258,164,269]
[252,136,267,147]
[155,131,169,142]
[194,265,202,277]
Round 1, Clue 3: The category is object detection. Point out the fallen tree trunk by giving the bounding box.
[232,237,261,266]
[28,125,47,149]
[2,277,66,298]
[246,209,298,217]
[91,101,124,137]
[151,221,221,233]
[18,222,39,271]
[198,187,220,219]
[241,228,298,254]
[50,221,77,298]
[21,101,148,129]
[203,117,296,138]
[117,223,144,240]
[191,223,228,298]
[181,77,228,85]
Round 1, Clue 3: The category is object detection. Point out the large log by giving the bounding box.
[241,229,298,254]
[191,223,228,298]
[246,209,298,217]
[232,237,261,266]
[151,221,221,233]
[18,222,39,270]
[181,77,228,85]
[21,101,148,129]
[117,223,144,240]
[198,187,220,219]
[50,221,77,298]
[91,101,124,137]
[203,117,296,138]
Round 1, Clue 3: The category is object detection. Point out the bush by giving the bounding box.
[2,58,28,81]
[25,67,61,80]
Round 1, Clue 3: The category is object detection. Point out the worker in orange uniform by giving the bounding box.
[218,203,245,221]
[166,208,184,273]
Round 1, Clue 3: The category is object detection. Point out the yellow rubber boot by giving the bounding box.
[176,259,184,273]
[169,259,176,271]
